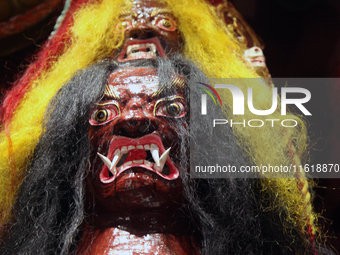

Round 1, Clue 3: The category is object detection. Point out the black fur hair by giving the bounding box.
[167,56,299,255]
[0,61,118,254]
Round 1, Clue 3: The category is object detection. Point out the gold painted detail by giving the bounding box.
[104,85,120,99]
[151,8,174,17]
[151,76,186,98]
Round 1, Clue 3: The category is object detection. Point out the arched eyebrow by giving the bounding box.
[151,8,174,17]
[151,77,186,98]
[119,11,138,19]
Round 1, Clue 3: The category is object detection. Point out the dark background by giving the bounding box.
[234,0,340,252]
[1,0,340,252]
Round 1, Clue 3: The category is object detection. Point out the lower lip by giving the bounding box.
[100,163,178,184]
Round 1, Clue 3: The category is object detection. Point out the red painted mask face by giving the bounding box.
[88,67,188,217]
[113,0,182,62]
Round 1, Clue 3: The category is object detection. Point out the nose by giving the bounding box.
[127,19,159,40]
[113,99,158,138]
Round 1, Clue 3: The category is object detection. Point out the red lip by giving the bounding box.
[117,37,166,62]
[99,133,179,183]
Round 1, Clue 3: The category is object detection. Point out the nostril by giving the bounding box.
[131,33,139,39]
[115,119,158,138]
[138,124,149,133]
[145,32,154,38]
[128,27,155,40]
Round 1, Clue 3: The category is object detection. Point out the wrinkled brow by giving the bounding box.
[151,8,174,17]
[104,85,120,100]
[119,10,138,18]
[151,77,186,98]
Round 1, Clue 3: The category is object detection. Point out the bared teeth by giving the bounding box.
[150,144,160,166]
[124,161,132,166]
[99,143,172,177]
[125,43,158,59]
[133,160,143,164]
[97,152,117,175]
[109,149,121,171]
[127,45,132,56]
[97,152,111,168]
[146,43,156,53]
[155,147,171,172]
[121,146,128,154]
[144,160,153,166]
[160,147,170,165]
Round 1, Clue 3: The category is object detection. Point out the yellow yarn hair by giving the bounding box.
[0,0,317,245]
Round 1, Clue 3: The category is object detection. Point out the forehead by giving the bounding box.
[105,68,187,99]
[131,0,168,10]
[121,0,171,18]
[107,68,159,95]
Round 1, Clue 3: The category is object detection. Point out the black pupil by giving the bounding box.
[163,20,171,27]
[96,110,107,121]
[167,103,179,115]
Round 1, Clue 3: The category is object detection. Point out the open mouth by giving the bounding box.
[117,37,166,62]
[248,56,266,67]
[98,133,179,183]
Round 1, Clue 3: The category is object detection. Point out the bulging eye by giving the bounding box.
[95,110,108,122]
[89,103,120,126]
[155,98,186,118]
[166,103,181,116]
[115,20,132,33]
[154,17,177,31]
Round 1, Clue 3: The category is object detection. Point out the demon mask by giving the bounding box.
[86,65,190,232]
[113,0,182,62]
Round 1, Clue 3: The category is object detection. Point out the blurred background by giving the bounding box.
[234,0,340,251]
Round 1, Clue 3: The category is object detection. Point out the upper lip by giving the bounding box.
[116,37,166,62]
[98,133,179,183]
